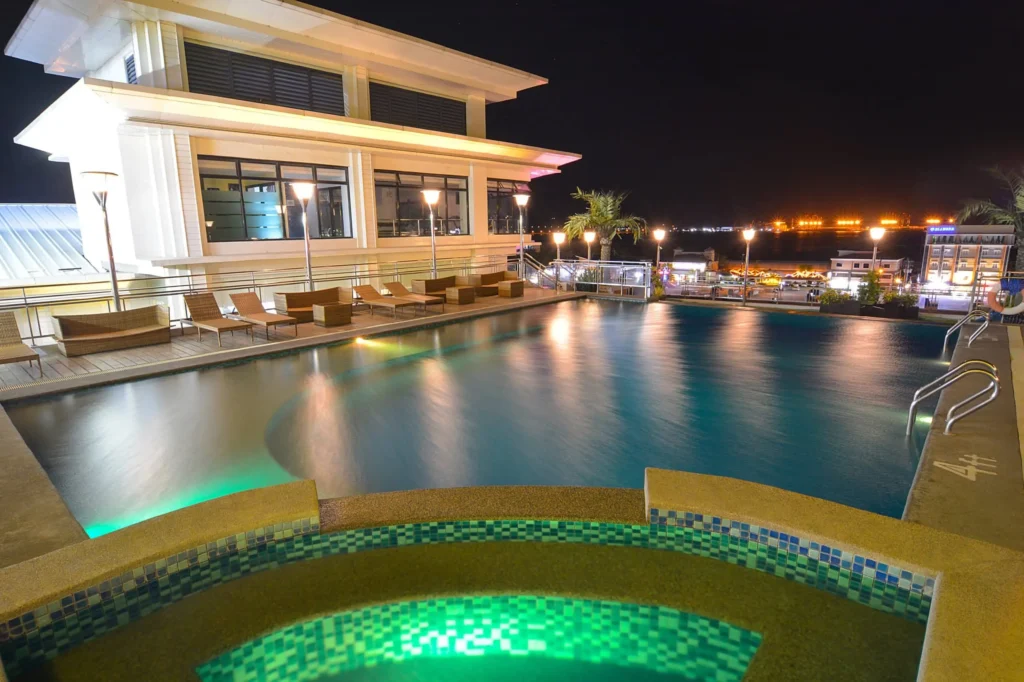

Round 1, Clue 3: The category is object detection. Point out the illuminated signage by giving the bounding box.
[927,226,956,234]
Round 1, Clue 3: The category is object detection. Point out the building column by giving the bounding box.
[344,66,371,119]
[351,151,376,249]
[466,95,486,138]
[131,21,185,90]
[468,163,488,248]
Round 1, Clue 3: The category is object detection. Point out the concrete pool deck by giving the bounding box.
[0,288,583,400]
[904,323,1024,552]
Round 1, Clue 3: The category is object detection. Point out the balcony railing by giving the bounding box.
[1,255,506,343]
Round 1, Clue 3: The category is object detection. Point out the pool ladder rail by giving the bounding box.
[906,359,1000,436]
[943,306,990,353]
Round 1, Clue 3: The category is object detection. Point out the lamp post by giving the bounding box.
[513,193,530,278]
[653,228,666,271]
[553,232,566,290]
[869,226,886,272]
[422,189,441,277]
[742,228,756,306]
[584,231,595,260]
[81,172,122,311]
[291,182,316,290]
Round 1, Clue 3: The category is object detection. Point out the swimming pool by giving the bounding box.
[6,300,946,535]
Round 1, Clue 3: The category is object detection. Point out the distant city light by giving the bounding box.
[836,219,862,226]
[925,217,942,224]
[880,219,899,225]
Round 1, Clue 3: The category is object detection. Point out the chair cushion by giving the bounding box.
[61,325,168,342]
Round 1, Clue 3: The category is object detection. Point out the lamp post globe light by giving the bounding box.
[741,228,756,306]
[583,230,596,260]
[513,193,530,278]
[291,182,317,290]
[869,226,886,273]
[422,189,442,277]
[80,171,122,311]
[653,228,666,270]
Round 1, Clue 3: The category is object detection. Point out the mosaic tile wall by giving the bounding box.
[196,595,763,682]
[1,516,934,679]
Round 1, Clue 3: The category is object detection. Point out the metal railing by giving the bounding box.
[942,306,990,353]
[906,360,1000,436]
[2,255,507,344]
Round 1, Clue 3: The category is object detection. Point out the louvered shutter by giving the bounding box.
[184,42,344,115]
[369,82,467,135]
[124,54,137,85]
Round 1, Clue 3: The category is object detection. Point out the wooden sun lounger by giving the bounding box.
[230,292,298,339]
[353,285,419,317]
[0,311,41,377]
[183,293,254,347]
[383,281,445,313]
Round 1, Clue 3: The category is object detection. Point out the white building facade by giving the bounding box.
[5,0,579,280]
[827,252,908,291]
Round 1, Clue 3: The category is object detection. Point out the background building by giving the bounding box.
[920,224,1014,288]
[828,251,908,291]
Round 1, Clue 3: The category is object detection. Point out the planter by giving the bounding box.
[860,305,887,318]
[819,301,861,316]
[899,305,920,320]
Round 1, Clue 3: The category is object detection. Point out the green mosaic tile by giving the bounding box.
[195,596,762,682]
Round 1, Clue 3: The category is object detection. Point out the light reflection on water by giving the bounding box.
[6,301,945,536]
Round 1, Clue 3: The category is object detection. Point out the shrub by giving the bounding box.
[882,291,921,307]
[818,288,851,305]
[857,271,882,305]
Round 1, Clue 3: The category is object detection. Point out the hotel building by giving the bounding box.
[920,224,1014,288]
[5,0,580,280]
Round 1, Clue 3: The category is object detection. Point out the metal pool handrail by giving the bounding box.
[944,375,1000,435]
[906,361,999,435]
[943,307,989,353]
[967,316,990,348]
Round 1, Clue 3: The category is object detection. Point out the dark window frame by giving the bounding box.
[374,170,470,239]
[487,179,530,235]
[199,155,353,243]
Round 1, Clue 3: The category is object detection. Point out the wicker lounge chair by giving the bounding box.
[0,311,41,376]
[183,293,254,347]
[230,292,298,339]
[353,285,418,317]
[52,306,171,356]
[383,282,445,313]
[273,288,353,322]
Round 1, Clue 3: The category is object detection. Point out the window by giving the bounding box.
[853,263,860,268]
[184,42,345,116]
[834,262,843,268]
[374,171,469,238]
[199,157,352,242]
[369,82,467,135]
[488,180,531,234]
[124,54,137,85]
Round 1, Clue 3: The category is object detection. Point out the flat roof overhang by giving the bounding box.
[15,79,581,177]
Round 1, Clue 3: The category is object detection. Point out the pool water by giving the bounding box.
[7,301,946,535]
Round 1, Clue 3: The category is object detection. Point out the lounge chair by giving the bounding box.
[384,281,445,313]
[353,285,419,317]
[0,311,41,376]
[230,292,298,339]
[183,293,254,347]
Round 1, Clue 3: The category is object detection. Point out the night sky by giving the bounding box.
[1,0,1021,226]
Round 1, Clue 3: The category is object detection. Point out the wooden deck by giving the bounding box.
[0,289,572,392]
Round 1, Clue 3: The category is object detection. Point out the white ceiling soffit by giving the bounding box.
[16,79,580,175]
[6,0,547,102]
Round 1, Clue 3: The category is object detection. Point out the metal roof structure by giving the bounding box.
[0,204,100,282]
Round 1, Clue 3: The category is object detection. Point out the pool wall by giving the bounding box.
[196,595,762,682]
[1,472,1022,681]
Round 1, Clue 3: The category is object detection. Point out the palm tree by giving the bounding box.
[957,166,1024,270]
[563,189,645,261]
